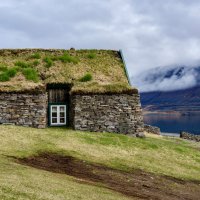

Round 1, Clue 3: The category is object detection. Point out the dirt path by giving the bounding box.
[16,153,200,200]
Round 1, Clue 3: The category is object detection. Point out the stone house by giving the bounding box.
[0,49,143,135]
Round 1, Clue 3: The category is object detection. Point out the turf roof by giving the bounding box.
[0,49,135,93]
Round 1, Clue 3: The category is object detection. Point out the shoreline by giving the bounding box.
[161,132,180,137]
[143,110,200,116]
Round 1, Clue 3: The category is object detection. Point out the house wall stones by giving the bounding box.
[0,93,47,128]
[70,93,144,135]
[0,90,144,135]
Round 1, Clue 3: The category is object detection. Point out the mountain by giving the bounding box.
[141,86,200,112]
[131,65,200,112]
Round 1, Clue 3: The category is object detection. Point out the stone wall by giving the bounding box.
[180,131,200,142]
[0,93,47,128]
[70,93,144,135]
[144,124,161,135]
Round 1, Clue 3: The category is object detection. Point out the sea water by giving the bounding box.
[143,113,200,135]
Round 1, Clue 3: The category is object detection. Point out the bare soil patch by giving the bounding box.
[16,153,200,200]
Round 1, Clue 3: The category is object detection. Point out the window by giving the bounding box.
[50,105,66,126]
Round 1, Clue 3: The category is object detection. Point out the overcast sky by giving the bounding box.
[1,0,200,76]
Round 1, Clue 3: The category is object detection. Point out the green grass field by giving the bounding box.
[0,125,200,200]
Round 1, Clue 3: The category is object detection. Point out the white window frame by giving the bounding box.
[50,105,67,126]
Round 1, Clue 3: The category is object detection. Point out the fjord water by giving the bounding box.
[143,113,200,135]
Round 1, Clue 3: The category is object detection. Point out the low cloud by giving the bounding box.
[131,66,199,92]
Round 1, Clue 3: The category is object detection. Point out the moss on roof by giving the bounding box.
[0,49,135,93]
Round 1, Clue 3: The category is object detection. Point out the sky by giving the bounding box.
[1,0,200,79]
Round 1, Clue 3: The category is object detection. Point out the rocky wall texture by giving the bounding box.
[180,131,200,142]
[0,93,47,128]
[70,93,144,135]
[144,124,161,135]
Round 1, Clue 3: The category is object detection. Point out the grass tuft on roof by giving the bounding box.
[0,49,133,93]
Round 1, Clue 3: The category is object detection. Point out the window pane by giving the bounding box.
[60,106,65,112]
[52,113,57,117]
[60,118,65,123]
[52,118,57,123]
[60,112,65,117]
[52,107,57,112]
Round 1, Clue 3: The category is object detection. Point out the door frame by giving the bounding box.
[48,103,68,127]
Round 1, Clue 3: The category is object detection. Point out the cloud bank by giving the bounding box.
[131,65,200,92]
[0,0,200,78]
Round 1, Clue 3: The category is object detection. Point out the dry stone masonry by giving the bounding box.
[0,93,47,128]
[180,131,200,142]
[70,93,144,135]
[0,49,145,135]
[0,91,144,135]
[144,124,161,135]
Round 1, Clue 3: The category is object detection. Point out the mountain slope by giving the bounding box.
[141,86,200,112]
[131,65,200,112]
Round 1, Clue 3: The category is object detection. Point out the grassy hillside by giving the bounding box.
[0,125,200,199]
[0,49,131,93]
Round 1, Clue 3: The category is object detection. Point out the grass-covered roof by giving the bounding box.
[0,49,136,94]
